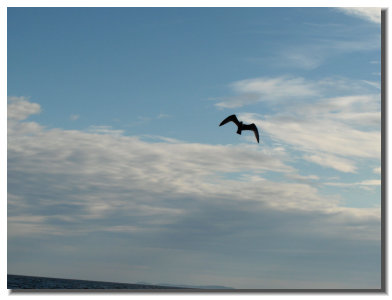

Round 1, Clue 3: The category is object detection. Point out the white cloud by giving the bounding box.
[336,8,381,24]
[8,96,41,121]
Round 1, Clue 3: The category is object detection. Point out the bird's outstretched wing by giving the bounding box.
[219,114,240,127]
[242,123,259,143]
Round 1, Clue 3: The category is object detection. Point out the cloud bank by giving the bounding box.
[7,97,380,288]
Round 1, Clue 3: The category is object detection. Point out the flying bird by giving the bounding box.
[219,114,260,143]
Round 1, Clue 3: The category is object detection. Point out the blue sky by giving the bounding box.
[7,7,382,289]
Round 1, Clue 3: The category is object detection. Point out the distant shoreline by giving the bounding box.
[7,274,185,290]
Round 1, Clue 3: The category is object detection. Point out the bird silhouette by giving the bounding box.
[219,114,259,143]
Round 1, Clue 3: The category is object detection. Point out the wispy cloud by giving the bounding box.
[127,114,171,127]
[219,75,380,173]
[214,76,380,109]
[157,113,170,119]
[242,97,380,172]
[304,153,358,173]
[215,76,318,108]
[373,167,381,174]
[325,179,381,191]
[336,8,381,24]
[86,125,124,136]
[271,15,380,70]
[70,114,80,121]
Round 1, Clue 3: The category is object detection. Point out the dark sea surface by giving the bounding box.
[8,274,185,290]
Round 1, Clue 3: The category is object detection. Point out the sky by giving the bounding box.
[7,7,382,289]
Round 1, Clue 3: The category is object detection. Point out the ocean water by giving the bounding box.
[8,274,183,290]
